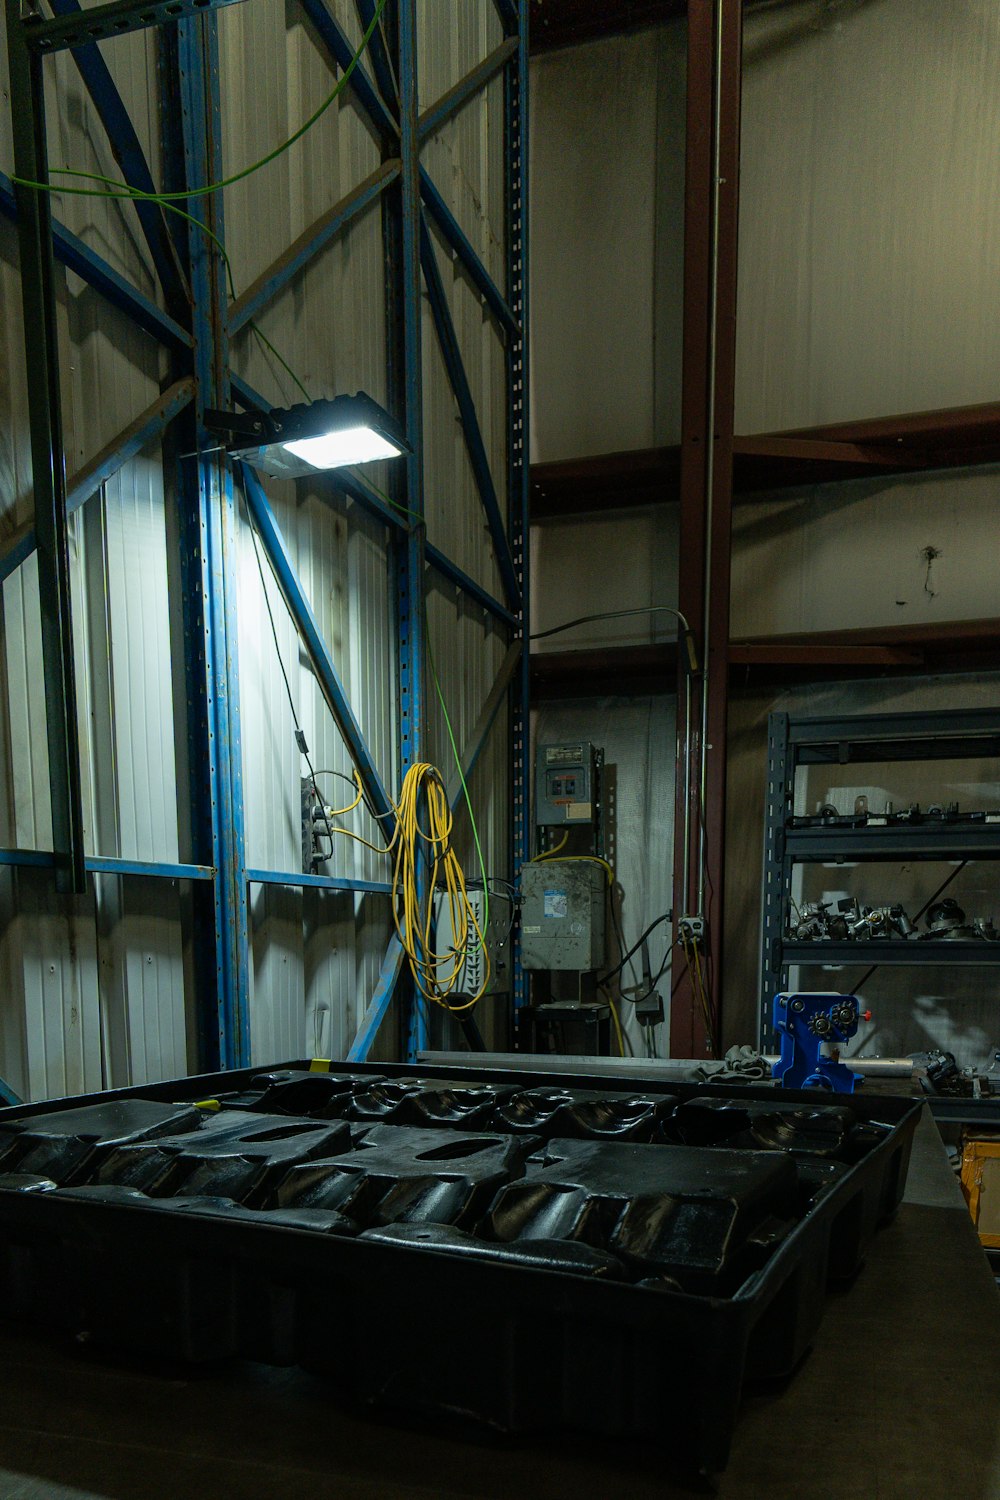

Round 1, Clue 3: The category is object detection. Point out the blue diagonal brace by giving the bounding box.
[492,0,517,35]
[347,934,404,1061]
[47,0,190,319]
[420,167,519,338]
[229,160,400,332]
[0,379,195,584]
[324,469,406,534]
[232,375,513,627]
[298,0,398,142]
[355,0,398,112]
[0,1075,22,1107]
[446,640,521,811]
[240,464,396,830]
[425,544,516,629]
[0,172,192,351]
[418,38,518,143]
[419,218,521,609]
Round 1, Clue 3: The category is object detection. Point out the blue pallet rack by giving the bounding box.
[0,0,529,1069]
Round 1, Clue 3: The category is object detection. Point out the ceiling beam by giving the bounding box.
[530,619,1000,698]
[530,400,1000,520]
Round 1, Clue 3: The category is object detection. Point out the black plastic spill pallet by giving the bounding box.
[0,1059,920,1477]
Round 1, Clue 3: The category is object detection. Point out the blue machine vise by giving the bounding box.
[771,992,872,1094]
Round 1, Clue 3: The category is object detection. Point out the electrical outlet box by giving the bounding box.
[535,741,598,826]
[433,886,492,996]
[678,915,705,949]
[520,860,607,971]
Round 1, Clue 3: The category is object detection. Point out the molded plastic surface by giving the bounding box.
[0,1060,920,1477]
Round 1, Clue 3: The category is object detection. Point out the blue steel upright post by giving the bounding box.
[164,14,251,1070]
[394,0,428,1062]
[505,0,530,1024]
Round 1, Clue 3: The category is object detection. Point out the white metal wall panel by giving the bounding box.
[250,884,306,1065]
[737,0,1000,433]
[0,869,28,1100]
[101,458,181,862]
[14,869,103,1099]
[528,31,659,464]
[730,464,1000,640]
[220,0,386,411]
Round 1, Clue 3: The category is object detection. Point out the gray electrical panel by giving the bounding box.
[535,741,598,826]
[520,860,607,971]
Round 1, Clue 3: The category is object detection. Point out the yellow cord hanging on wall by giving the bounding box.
[390,762,490,1011]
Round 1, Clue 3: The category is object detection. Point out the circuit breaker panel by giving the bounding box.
[535,741,598,827]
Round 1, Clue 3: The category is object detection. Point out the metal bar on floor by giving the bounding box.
[5,0,86,895]
[420,216,521,609]
[229,160,400,332]
[417,38,518,144]
[240,466,396,829]
[419,167,519,337]
[0,378,195,585]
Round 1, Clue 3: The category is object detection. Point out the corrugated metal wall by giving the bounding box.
[0,0,514,1097]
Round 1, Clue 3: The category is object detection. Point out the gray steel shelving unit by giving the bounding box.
[759,707,1000,1046]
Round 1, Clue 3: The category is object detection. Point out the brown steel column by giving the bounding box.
[670,0,742,1058]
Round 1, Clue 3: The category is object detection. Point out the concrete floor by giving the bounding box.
[0,1105,997,1499]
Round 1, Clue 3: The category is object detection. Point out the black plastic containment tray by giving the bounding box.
[0,1058,920,1478]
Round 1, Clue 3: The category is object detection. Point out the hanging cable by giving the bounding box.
[390,763,489,1010]
[15,0,388,206]
[600,911,672,987]
[245,506,338,861]
[530,830,569,861]
[9,0,390,412]
[607,995,625,1058]
[529,606,699,673]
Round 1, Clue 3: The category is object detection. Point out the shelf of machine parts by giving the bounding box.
[781,939,1000,965]
[783,823,1000,861]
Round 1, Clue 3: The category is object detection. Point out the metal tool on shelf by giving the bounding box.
[771,992,872,1094]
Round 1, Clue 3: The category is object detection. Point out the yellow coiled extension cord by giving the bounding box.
[324,763,490,1011]
[390,762,489,1011]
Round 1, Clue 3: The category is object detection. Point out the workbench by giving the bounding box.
[0,1103,996,1500]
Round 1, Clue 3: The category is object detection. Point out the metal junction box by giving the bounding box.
[521,859,606,970]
